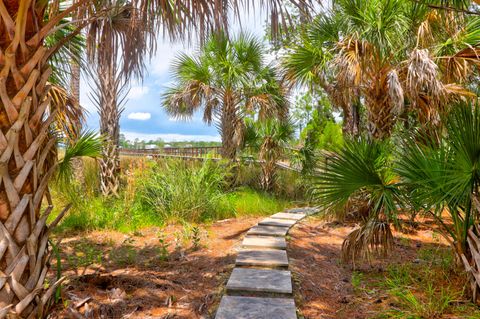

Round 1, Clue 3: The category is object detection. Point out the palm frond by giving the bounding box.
[313,137,400,218]
[48,83,85,141]
[342,220,394,266]
[57,131,103,183]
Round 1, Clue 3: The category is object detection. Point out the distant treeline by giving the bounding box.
[119,134,221,149]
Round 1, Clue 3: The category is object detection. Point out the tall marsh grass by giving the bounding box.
[136,160,233,222]
[50,157,300,233]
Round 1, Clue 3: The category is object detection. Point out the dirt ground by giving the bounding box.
[49,217,261,319]
[50,215,479,319]
[288,216,479,319]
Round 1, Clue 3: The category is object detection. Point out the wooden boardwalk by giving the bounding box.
[119,148,302,172]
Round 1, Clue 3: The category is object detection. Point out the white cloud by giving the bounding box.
[127,112,152,121]
[128,86,150,99]
[150,42,194,76]
[122,131,221,142]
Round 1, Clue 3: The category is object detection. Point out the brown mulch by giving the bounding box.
[49,217,261,319]
[287,216,465,319]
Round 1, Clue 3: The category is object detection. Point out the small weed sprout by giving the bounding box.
[174,231,182,252]
[50,241,62,304]
[157,232,170,261]
[191,226,201,250]
[351,271,364,292]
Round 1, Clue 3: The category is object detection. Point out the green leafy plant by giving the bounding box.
[157,232,170,261]
[244,118,295,191]
[191,226,201,251]
[313,137,401,264]
[396,102,480,259]
[136,159,234,222]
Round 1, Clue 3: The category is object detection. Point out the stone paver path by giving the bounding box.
[242,236,286,249]
[215,296,297,319]
[236,249,288,267]
[247,225,289,237]
[226,268,292,294]
[258,217,297,228]
[215,207,318,319]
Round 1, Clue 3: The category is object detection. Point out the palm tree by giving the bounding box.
[70,0,86,187]
[284,0,479,140]
[282,12,362,137]
[87,1,142,197]
[313,102,480,271]
[244,118,294,191]
[0,1,313,316]
[163,33,288,159]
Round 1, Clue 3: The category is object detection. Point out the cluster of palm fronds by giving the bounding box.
[314,102,480,267]
[282,0,479,139]
[163,32,288,160]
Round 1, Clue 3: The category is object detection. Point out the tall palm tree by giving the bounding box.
[163,33,288,159]
[284,0,479,140]
[0,1,314,316]
[282,12,361,137]
[87,1,143,197]
[70,0,86,187]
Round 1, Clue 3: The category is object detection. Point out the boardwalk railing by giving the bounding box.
[120,146,222,159]
[119,146,303,172]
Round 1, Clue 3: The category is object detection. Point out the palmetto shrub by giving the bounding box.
[313,137,400,265]
[136,159,234,222]
[313,102,480,270]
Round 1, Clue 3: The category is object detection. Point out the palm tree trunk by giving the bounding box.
[70,61,85,187]
[365,75,396,140]
[98,58,121,197]
[342,102,359,137]
[220,95,238,160]
[0,2,64,316]
[261,159,276,191]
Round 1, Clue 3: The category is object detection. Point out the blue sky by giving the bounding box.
[80,8,267,142]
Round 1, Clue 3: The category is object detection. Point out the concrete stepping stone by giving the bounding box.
[259,217,297,228]
[236,249,288,267]
[247,225,289,237]
[242,236,286,249]
[226,268,292,294]
[286,207,319,215]
[215,296,296,319]
[271,212,306,221]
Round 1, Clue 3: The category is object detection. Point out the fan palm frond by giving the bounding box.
[342,220,394,266]
[57,131,103,184]
[313,137,400,217]
[396,101,480,254]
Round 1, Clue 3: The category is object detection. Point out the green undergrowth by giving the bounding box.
[49,158,297,233]
[351,246,480,319]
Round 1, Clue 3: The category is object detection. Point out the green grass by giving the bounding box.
[352,246,480,319]
[226,187,291,217]
[50,158,297,233]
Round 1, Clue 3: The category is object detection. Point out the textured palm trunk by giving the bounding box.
[220,94,238,160]
[0,1,65,316]
[98,58,121,197]
[261,159,276,191]
[341,101,361,137]
[322,83,360,137]
[70,61,85,186]
[365,75,396,140]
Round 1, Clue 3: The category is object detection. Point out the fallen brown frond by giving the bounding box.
[48,83,85,140]
[342,220,394,268]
